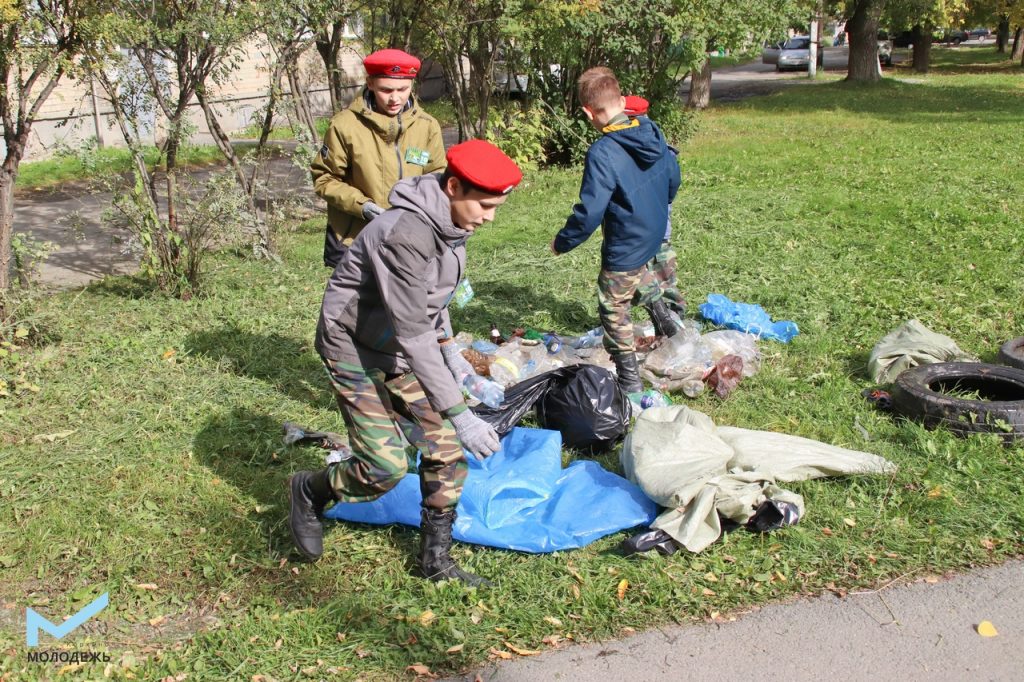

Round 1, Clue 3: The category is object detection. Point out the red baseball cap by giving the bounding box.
[624,95,650,116]
[446,140,523,195]
[363,49,420,79]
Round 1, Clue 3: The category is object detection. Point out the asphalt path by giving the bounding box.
[449,559,1023,681]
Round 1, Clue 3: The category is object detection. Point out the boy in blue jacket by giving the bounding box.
[551,68,681,392]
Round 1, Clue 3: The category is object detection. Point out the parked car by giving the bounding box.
[775,36,823,71]
[934,29,969,44]
[761,39,785,65]
[877,32,894,66]
[969,27,991,39]
[891,30,915,48]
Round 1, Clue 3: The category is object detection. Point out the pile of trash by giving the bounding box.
[450,316,765,414]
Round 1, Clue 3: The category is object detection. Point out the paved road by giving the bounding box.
[450,560,1023,681]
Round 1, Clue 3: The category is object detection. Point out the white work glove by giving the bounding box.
[439,341,473,384]
[448,409,500,458]
[361,201,384,221]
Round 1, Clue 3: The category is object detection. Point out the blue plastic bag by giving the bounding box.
[698,293,799,343]
[323,427,657,553]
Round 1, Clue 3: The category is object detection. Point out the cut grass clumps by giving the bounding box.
[1,46,1022,681]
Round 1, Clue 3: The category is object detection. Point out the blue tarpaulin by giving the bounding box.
[323,427,657,553]
[699,293,800,343]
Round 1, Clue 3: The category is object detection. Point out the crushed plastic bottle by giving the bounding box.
[571,327,604,350]
[471,339,499,354]
[463,374,505,408]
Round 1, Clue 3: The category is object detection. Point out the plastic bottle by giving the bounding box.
[490,322,505,345]
[463,374,505,408]
[628,389,671,412]
[571,327,604,349]
[543,332,563,354]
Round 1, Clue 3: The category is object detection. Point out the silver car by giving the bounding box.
[776,36,823,71]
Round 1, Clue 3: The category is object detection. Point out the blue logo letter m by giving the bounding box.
[25,593,109,646]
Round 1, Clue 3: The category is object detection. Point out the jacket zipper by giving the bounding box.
[394,113,404,181]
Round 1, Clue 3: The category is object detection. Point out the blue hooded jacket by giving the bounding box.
[554,117,680,271]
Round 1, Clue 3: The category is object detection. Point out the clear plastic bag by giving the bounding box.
[699,330,761,377]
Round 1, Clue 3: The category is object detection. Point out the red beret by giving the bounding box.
[363,49,420,79]
[446,140,523,195]
[624,95,650,116]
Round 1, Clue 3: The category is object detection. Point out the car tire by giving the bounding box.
[891,362,1024,442]
[997,337,1024,370]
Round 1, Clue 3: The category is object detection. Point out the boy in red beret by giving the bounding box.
[311,48,446,268]
[551,69,681,393]
[290,141,522,587]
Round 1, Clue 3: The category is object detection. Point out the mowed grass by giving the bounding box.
[2,47,1023,680]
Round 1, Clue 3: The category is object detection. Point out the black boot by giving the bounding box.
[419,508,492,587]
[288,469,336,561]
[612,352,644,393]
[646,299,679,338]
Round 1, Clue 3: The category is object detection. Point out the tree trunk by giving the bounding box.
[996,17,1010,53]
[1013,27,1024,62]
[315,22,345,113]
[0,171,14,294]
[195,88,270,258]
[285,60,319,144]
[686,60,712,109]
[911,24,931,73]
[846,0,883,82]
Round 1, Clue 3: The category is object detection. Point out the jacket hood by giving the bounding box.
[388,174,470,244]
[351,88,425,143]
[606,117,667,168]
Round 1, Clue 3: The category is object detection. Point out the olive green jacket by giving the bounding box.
[311,90,446,266]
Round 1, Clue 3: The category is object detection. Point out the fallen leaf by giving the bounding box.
[621,627,636,635]
[821,527,833,537]
[405,663,436,678]
[211,478,221,486]
[924,575,940,584]
[775,571,787,582]
[148,615,165,627]
[702,588,716,596]
[31,430,76,443]
[446,644,464,654]
[703,572,719,582]
[504,641,541,656]
[927,486,943,499]
[418,609,435,626]
[843,517,856,528]
[488,647,512,660]
[722,554,737,563]
[543,616,563,627]
[571,584,580,600]
[542,634,561,646]
[354,648,370,659]
[976,621,998,637]
[867,554,877,565]
[162,349,177,360]
[274,639,282,650]
[133,583,158,591]
[980,538,995,551]
[470,612,482,625]
[617,579,629,600]
[335,633,346,642]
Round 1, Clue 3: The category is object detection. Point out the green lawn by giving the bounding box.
[1,48,1023,680]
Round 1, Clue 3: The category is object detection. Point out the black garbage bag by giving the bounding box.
[471,364,630,453]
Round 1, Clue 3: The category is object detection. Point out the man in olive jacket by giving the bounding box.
[290,140,523,586]
[311,48,446,268]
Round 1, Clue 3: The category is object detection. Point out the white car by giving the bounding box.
[776,36,823,71]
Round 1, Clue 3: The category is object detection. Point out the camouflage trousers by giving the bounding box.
[648,241,686,315]
[597,265,664,355]
[321,358,467,511]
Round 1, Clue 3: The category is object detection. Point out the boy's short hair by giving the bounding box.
[577,67,621,111]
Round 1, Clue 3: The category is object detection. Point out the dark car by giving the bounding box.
[969,27,991,39]
[891,30,915,48]
[934,29,969,44]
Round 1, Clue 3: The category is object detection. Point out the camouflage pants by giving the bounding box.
[648,241,686,315]
[322,358,467,511]
[598,265,664,355]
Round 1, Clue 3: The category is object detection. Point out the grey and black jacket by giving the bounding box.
[315,173,468,413]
